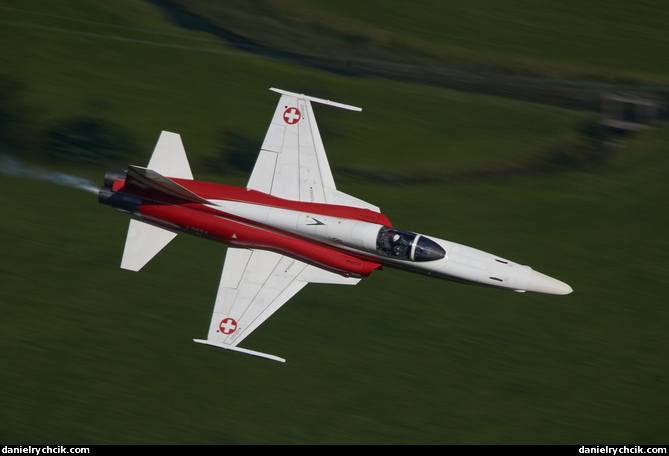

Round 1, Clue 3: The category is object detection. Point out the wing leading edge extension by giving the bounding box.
[194,247,360,363]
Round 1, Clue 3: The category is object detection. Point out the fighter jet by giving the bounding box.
[99,88,572,362]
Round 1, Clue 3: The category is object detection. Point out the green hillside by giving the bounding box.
[290,0,669,80]
[1,0,668,444]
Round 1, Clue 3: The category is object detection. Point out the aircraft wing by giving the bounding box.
[247,88,380,212]
[194,247,360,362]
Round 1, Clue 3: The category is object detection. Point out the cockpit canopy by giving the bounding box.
[376,226,446,262]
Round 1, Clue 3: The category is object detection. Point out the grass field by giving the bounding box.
[1,1,590,174]
[1,0,668,444]
[291,0,669,80]
[178,0,669,85]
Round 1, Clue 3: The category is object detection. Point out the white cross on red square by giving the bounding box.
[283,107,301,124]
[219,318,238,334]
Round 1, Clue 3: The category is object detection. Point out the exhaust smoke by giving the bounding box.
[0,153,99,194]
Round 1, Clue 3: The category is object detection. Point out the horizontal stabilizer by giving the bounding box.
[121,218,178,271]
[147,131,193,179]
[193,339,286,363]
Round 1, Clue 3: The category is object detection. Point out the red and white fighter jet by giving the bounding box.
[100,88,572,362]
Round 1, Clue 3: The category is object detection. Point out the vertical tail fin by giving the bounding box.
[124,166,210,204]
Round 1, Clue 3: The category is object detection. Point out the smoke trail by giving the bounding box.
[0,154,99,194]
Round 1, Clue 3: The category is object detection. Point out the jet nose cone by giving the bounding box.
[526,270,573,295]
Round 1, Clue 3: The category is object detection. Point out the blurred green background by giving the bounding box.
[1,0,668,444]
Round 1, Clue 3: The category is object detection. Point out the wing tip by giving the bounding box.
[269,87,361,112]
[193,339,286,363]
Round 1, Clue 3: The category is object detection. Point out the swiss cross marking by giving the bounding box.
[283,107,301,124]
[219,318,238,335]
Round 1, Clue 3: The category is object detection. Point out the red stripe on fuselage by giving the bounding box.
[114,176,389,276]
[139,203,381,277]
[171,178,392,226]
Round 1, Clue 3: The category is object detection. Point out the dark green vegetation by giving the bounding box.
[173,0,669,109]
[1,0,668,444]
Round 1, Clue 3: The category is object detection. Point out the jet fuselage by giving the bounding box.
[101,171,572,295]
